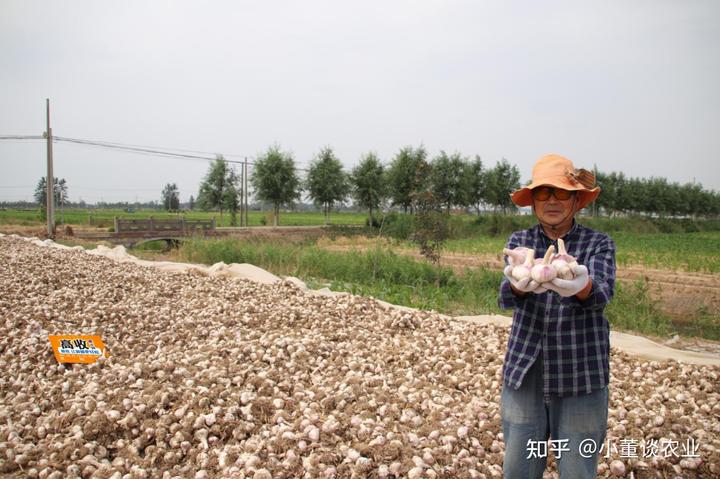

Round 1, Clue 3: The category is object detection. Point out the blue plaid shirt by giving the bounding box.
[498,220,616,398]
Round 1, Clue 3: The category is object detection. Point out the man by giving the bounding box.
[498,154,616,478]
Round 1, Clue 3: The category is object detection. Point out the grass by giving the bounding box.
[611,231,720,273]
[134,240,171,251]
[6,209,720,233]
[178,237,720,340]
[180,236,501,314]
[179,237,454,288]
[433,231,720,273]
[0,208,368,228]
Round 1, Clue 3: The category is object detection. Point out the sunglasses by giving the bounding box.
[532,186,575,201]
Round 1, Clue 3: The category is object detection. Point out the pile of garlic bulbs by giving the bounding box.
[1,236,718,478]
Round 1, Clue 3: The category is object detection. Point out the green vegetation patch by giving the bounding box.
[178,237,718,340]
[0,208,368,228]
[439,230,720,273]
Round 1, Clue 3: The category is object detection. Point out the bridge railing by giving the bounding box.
[114,216,216,235]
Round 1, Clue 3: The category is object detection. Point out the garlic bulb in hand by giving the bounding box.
[503,247,532,267]
[551,238,577,280]
[510,248,535,281]
[531,245,557,283]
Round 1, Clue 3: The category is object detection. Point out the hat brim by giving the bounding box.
[511,179,601,211]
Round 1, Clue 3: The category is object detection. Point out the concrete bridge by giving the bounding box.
[75,217,219,248]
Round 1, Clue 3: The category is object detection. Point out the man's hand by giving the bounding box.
[504,265,548,295]
[545,265,591,297]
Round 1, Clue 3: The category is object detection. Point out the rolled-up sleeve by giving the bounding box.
[560,236,616,309]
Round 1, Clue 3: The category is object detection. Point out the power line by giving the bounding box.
[1,134,243,163]
[54,136,223,162]
[0,135,44,140]
[57,136,247,157]
[53,137,315,171]
[72,186,159,191]
[0,133,315,171]
[0,185,161,192]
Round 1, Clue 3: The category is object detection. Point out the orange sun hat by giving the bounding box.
[510,154,601,210]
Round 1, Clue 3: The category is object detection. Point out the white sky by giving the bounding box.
[1,0,718,203]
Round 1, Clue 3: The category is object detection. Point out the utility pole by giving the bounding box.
[243,157,248,227]
[45,99,55,238]
[239,160,245,226]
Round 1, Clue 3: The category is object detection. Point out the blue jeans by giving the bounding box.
[501,354,608,479]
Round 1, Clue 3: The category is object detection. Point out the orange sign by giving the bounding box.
[48,335,108,364]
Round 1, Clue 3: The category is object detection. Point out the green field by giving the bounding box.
[176,237,719,340]
[432,232,720,273]
[0,208,368,228]
[5,207,719,272]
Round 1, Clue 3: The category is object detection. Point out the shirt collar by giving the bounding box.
[535,218,580,242]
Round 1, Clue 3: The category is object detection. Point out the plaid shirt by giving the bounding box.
[498,220,616,398]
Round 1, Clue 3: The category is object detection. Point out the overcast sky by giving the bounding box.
[1,0,718,203]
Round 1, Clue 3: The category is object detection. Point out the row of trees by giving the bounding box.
[595,172,720,218]
[187,146,720,224]
[194,146,524,226]
[30,148,720,222]
[33,178,188,214]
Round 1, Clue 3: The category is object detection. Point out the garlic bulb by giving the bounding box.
[531,245,557,283]
[508,248,535,281]
[551,238,577,280]
[502,246,532,266]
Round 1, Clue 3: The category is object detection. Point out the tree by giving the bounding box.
[429,151,466,213]
[188,195,195,211]
[305,147,350,224]
[351,152,387,222]
[484,159,521,214]
[34,177,69,222]
[223,168,241,226]
[161,183,180,211]
[34,177,68,207]
[387,146,428,213]
[411,160,449,282]
[251,145,301,226]
[462,155,486,215]
[197,155,235,225]
[623,177,644,215]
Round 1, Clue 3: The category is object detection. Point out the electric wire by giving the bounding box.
[0,134,313,172]
[0,135,44,140]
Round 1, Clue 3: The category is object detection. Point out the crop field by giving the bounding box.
[0,208,368,228]
[1,235,719,478]
[440,232,720,274]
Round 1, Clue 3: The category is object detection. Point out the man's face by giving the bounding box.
[532,186,578,226]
